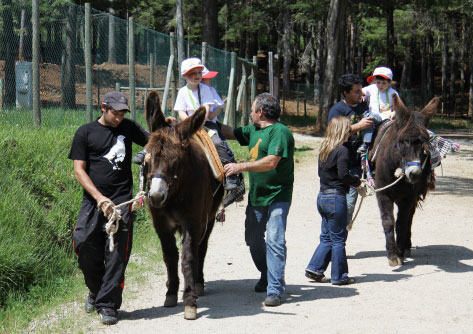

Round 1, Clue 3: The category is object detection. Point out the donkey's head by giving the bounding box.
[145,91,206,208]
[391,95,439,184]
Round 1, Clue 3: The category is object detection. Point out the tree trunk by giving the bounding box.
[62,5,77,109]
[420,36,427,104]
[426,32,434,102]
[441,26,448,115]
[282,10,291,96]
[314,20,324,104]
[2,0,16,106]
[315,0,347,134]
[449,22,457,115]
[469,42,473,119]
[202,0,218,47]
[176,0,185,86]
[385,3,395,69]
[460,20,466,111]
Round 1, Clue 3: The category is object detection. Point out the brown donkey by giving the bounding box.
[371,95,439,267]
[144,91,224,319]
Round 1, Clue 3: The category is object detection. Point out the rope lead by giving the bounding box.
[97,191,147,252]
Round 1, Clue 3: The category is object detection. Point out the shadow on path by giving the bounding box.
[350,244,473,273]
[120,278,358,321]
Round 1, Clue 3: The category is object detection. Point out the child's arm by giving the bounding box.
[208,104,224,120]
[178,110,189,120]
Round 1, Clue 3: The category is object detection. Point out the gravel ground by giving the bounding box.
[30,133,473,334]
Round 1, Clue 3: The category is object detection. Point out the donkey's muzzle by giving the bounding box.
[404,161,422,184]
[148,174,169,208]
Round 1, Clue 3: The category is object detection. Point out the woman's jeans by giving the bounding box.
[306,193,349,283]
[245,202,291,297]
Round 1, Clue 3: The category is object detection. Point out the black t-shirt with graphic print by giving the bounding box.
[69,118,148,204]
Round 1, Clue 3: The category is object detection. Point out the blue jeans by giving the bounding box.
[245,202,290,297]
[346,167,361,224]
[361,111,382,143]
[306,193,349,283]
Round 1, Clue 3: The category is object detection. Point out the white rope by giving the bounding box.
[97,191,147,252]
[347,168,405,231]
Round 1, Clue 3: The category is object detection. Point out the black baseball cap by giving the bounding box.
[103,91,130,112]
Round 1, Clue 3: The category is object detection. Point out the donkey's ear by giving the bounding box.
[178,106,206,143]
[420,96,440,127]
[392,93,409,121]
[145,91,166,132]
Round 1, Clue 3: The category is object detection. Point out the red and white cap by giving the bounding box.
[181,57,204,77]
[367,67,393,83]
[202,66,218,79]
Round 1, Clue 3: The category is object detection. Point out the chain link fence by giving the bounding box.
[0,0,240,127]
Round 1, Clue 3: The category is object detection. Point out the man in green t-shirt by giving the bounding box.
[221,93,294,307]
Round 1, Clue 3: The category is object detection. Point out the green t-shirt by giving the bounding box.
[234,122,294,207]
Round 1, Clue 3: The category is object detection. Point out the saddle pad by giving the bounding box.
[193,129,224,182]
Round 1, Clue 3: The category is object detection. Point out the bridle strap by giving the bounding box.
[150,173,171,185]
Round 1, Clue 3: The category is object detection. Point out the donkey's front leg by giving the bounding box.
[377,193,402,266]
[154,222,179,307]
[181,228,199,320]
[396,199,416,258]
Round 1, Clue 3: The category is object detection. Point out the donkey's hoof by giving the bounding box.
[388,257,402,267]
[403,249,411,258]
[195,283,205,296]
[184,306,197,320]
[164,294,178,307]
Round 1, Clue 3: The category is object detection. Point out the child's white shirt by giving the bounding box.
[174,83,214,117]
[362,84,399,120]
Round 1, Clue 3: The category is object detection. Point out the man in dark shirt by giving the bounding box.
[69,91,148,325]
[327,74,374,223]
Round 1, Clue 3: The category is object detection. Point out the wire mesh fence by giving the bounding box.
[0,0,238,127]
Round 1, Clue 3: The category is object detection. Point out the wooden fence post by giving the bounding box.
[224,52,237,126]
[201,42,207,65]
[128,16,136,119]
[162,55,175,115]
[85,3,93,123]
[32,0,41,127]
[268,51,274,97]
[251,55,257,103]
[170,32,177,117]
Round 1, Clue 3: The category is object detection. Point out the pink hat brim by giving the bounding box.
[202,71,218,79]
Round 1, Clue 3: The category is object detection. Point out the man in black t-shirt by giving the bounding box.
[327,74,374,224]
[69,91,148,325]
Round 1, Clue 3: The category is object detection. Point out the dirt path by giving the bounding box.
[33,134,473,333]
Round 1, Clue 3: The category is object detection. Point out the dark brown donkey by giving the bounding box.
[144,91,224,319]
[371,95,439,267]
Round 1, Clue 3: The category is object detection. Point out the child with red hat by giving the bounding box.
[357,67,399,154]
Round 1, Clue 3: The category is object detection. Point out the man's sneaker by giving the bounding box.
[133,150,147,165]
[305,270,330,283]
[254,278,268,292]
[264,294,281,307]
[332,277,355,286]
[85,292,96,313]
[357,143,369,155]
[99,308,118,325]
